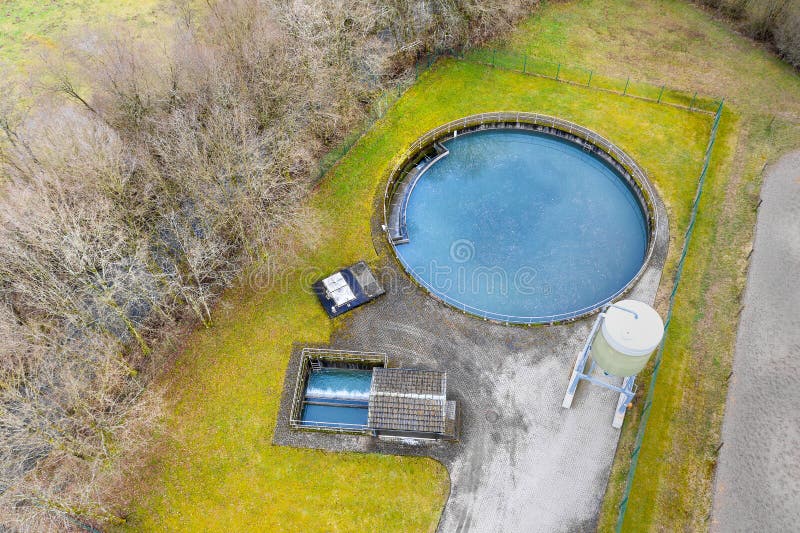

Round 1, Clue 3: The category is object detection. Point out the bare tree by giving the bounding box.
[0,0,537,527]
[698,0,800,68]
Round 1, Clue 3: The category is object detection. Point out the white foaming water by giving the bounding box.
[305,369,373,401]
[305,387,370,401]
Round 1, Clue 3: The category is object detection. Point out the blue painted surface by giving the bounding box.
[393,129,648,323]
[301,369,372,428]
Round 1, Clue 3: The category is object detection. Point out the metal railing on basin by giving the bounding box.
[382,112,660,325]
[383,112,656,226]
[288,348,386,433]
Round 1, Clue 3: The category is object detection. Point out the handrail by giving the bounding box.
[289,420,369,429]
[394,252,645,324]
[382,112,659,324]
[384,112,655,228]
[288,348,387,430]
[300,348,387,361]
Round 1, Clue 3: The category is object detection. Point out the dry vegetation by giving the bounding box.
[696,0,800,67]
[0,0,536,529]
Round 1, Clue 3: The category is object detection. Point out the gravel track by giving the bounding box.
[711,150,800,532]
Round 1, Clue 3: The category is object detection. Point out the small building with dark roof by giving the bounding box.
[288,349,458,441]
[368,368,456,438]
[312,261,385,318]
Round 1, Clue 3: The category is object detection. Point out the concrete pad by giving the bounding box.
[273,160,669,532]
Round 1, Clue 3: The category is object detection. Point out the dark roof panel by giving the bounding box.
[349,260,385,299]
[370,367,445,397]
[368,368,447,434]
[313,261,384,318]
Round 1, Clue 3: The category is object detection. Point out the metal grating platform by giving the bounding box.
[386,142,449,244]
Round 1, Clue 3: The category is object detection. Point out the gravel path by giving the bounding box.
[711,150,800,532]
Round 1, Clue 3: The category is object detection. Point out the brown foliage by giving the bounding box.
[697,0,800,67]
[0,0,535,528]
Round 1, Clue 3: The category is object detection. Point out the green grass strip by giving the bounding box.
[616,99,725,531]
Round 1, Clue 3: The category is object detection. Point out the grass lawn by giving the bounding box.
[0,0,163,73]
[491,1,800,530]
[121,56,713,531]
[119,3,800,531]
[4,1,800,531]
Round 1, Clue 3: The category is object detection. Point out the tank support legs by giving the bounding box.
[613,376,637,429]
[562,305,638,429]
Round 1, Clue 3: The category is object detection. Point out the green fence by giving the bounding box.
[448,48,722,114]
[615,98,725,531]
[317,50,725,529]
[409,49,727,528]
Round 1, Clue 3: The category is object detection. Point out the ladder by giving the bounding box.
[310,359,323,372]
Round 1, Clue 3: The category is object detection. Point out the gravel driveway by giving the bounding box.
[274,184,669,532]
[711,150,800,532]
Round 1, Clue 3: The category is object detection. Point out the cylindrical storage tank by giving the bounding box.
[590,299,664,377]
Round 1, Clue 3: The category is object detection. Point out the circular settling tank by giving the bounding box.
[390,127,652,323]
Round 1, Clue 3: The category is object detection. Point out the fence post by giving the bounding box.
[614,99,724,533]
[657,85,665,103]
[556,62,561,80]
[587,70,593,87]
[623,77,630,96]
[689,91,697,110]
[523,55,527,73]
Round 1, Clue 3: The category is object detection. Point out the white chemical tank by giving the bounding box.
[590,299,664,377]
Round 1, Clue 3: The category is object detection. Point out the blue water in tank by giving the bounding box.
[300,403,369,428]
[301,369,372,428]
[305,369,373,401]
[393,129,648,323]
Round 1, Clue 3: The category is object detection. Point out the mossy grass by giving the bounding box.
[6,0,800,531]
[123,57,710,531]
[0,0,164,72]
[494,1,800,530]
